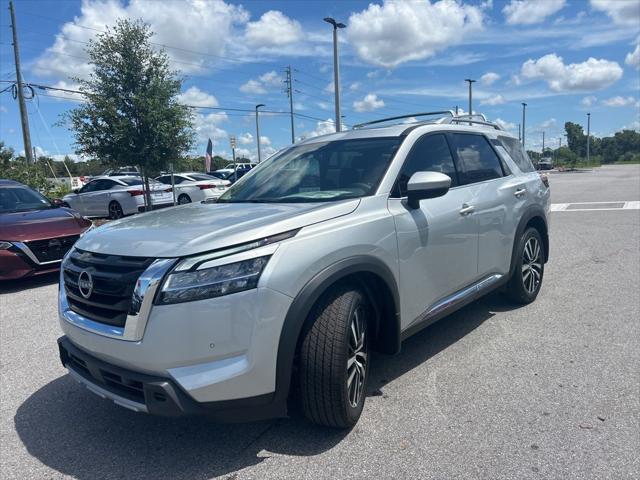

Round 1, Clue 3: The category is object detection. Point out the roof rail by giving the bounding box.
[444,116,503,131]
[454,113,488,122]
[352,110,455,130]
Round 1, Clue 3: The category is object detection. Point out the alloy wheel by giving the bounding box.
[522,237,542,294]
[109,202,123,219]
[347,306,367,408]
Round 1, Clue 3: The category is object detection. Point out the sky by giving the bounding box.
[0,0,639,162]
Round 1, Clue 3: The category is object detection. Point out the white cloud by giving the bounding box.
[519,53,623,91]
[494,118,516,131]
[347,0,483,68]
[239,79,267,95]
[349,82,361,91]
[239,70,283,95]
[626,41,640,70]
[303,118,337,138]
[502,0,566,25]
[317,101,331,110]
[0,105,7,113]
[324,81,335,94]
[539,118,557,129]
[353,93,385,112]
[480,72,500,86]
[590,0,640,27]
[34,0,249,80]
[177,86,218,107]
[480,94,505,105]
[623,120,640,131]
[259,136,271,146]
[581,95,597,107]
[47,81,86,102]
[244,10,303,48]
[238,132,253,145]
[193,111,228,143]
[601,96,638,107]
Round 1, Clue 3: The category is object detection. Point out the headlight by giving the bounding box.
[0,241,13,250]
[157,256,270,305]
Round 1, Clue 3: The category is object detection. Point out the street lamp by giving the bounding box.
[255,103,265,163]
[464,79,476,122]
[521,102,527,148]
[586,112,591,164]
[324,17,346,132]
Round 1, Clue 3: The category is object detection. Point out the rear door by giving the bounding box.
[446,132,515,277]
[388,132,480,327]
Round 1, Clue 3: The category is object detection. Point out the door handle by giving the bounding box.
[514,188,526,198]
[459,204,475,216]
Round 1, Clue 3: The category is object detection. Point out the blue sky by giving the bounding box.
[1,0,639,161]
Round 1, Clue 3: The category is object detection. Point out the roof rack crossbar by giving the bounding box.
[352,110,455,129]
[446,117,503,130]
[454,113,488,122]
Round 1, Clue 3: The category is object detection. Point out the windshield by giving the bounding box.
[212,171,232,180]
[218,137,402,203]
[0,186,52,213]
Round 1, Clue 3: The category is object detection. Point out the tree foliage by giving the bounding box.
[562,121,639,164]
[64,19,194,206]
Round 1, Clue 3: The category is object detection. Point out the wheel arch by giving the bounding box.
[273,255,401,409]
[510,205,549,276]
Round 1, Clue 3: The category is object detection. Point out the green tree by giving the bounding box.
[64,19,194,209]
[0,141,14,169]
[565,122,586,157]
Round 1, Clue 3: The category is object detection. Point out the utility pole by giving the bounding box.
[455,105,459,116]
[464,79,475,124]
[255,104,265,163]
[542,131,545,155]
[521,102,527,148]
[9,0,33,164]
[324,17,346,132]
[284,66,295,143]
[518,123,521,141]
[586,112,591,164]
[230,135,237,183]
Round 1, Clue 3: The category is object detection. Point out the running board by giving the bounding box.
[401,274,504,340]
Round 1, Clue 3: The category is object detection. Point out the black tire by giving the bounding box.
[108,201,124,220]
[506,227,545,304]
[178,194,191,204]
[299,284,370,428]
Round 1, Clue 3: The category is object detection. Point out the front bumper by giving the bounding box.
[58,336,283,421]
[0,248,59,280]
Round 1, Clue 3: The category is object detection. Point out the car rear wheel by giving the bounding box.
[299,284,370,428]
[506,227,544,304]
[108,201,124,220]
[178,194,191,204]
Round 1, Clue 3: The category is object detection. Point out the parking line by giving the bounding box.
[551,201,640,212]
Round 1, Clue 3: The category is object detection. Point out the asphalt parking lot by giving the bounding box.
[1,165,638,480]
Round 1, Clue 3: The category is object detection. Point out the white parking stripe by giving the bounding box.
[551,201,640,212]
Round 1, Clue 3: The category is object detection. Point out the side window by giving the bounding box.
[79,181,97,193]
[92,180,112,191]
[156,176,170,185]
[449,133,503,185]
[499,136,535,173]
[393,134,458,197]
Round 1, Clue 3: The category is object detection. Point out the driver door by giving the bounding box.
[387,133,479,328]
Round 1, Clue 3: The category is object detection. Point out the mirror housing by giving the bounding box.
[50,198,64,207]
[72,189,80,194]
[407,171,451,209]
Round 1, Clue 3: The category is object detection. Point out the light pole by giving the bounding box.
[521,102,527,148]
[586,112,591,164]
[255,103,265,163]
[464,78,476,124]
[324,17,346,132]
[230,135,237,182]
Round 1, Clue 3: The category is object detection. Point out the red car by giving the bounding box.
[0,179,92,281]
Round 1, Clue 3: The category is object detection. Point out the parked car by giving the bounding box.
[537,158,554,170]
[155,172,229,204]
[211,163,256,183]
[56,112,550,428]
[62,176,174,219]
[0,179,91,281]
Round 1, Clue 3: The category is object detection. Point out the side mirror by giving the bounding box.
[72,189,80,194]
[407,171,451,209]
[51,198,64,207]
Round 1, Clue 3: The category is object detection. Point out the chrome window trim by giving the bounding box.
[59,254,176,341]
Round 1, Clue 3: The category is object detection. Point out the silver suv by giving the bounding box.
[57,112,550,428]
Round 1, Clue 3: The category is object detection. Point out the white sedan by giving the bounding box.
[62,176,174,219]
[155,172,230,204]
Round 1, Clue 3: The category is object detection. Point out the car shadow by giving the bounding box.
[14,291,513,480]
[0,271,58,294]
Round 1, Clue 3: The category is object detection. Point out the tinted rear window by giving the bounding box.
[499,136,535,173]
[449,133,504,184]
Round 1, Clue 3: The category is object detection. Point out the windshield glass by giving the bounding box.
[0,186,52,213]
[218,137,402,203]
[212,171,232,180]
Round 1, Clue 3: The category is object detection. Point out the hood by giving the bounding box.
[0,207,91,242]
[76,199,360,257]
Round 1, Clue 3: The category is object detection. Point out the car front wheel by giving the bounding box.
[299,284,370,428]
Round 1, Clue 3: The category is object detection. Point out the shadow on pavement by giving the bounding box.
[0,271,58,294]
[14,291,513,480]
